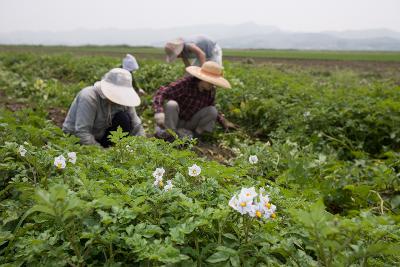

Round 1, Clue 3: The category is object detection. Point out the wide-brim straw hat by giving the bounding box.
[186,61,231,89]
[100,68,140,107]
[165,38,184,63]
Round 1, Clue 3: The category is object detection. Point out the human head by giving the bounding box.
[100,68,140,107]
[122,54,139,72]
[198,80,215,91]
[186,61,231,89]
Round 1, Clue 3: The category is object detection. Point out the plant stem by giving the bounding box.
[369,190,384,215]
[195,237,201,267]
[218,221,222,245]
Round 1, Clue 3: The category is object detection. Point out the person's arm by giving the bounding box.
[128,107,145,136]
[181,56,191,67]
[210,90,238,130]
[74,93,102,145]
[217,113,238,130]
[186,43,206,66]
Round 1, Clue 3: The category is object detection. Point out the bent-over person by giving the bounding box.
[63,68,145,147]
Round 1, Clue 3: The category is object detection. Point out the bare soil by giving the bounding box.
[48,107,68,128]
[192,142,237,165]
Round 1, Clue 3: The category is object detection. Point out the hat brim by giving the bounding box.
[186,66,231,89]
[165,42,184,63]
[166,54,177,63]
[100,80,140,107]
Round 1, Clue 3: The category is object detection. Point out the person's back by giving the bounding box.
[165,35,222,67]
[182,35,217,60]
[63,68,145,147]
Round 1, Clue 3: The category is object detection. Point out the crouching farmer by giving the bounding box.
[63,68,145,147]
[152,61,236,141]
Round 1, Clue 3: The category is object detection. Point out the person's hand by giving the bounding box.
[154,113,165,128]
[138,88,146,96]
[221,118,239,131]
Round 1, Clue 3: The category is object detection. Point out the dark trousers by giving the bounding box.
[97,111,132,147]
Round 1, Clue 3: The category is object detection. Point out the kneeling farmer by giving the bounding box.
[153,61,236,140]
[63,68,145,147]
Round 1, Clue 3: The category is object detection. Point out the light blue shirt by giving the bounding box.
[182,35,217,59]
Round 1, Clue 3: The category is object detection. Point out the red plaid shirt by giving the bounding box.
[153,76,224,123]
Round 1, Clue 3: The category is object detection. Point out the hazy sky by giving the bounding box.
[0,0,399,33]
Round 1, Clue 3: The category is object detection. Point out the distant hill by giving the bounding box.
[1,23,399,51]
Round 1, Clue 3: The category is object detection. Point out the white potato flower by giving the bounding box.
[164,180,173,192]
[188,164,201,177]
[238,187,257,201]
[263,203,277,219]
[229,187,277,220]
[258,188,270,205]
[229,195,239,211]
[236,194,254,215]
[248,155,258,164]
[153,167,165,179]
[67,152,77,164]
[249,202,264,218]
[54,155,66,169]
[18,145,27,157]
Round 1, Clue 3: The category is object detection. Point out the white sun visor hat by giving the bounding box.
[100,68,140,107]
[122,54,139,72]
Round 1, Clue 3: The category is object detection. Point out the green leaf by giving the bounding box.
[230,255,240,267]
[367,243,400,256]
[109,126,129,144]
[390,195,400,209]
[206,251,230,263]
[30,204,56,217]
[92,196,119,208]
[216,246,238,255]
[223,233,238,241]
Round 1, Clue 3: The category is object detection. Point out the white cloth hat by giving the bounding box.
[100,68,140,107]
[186,61,231,89]
[122,54,139,72]
[165,39,184,63]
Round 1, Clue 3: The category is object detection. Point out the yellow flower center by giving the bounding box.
[265,203,271,209]
[271,213,276,219]
[246,193,250,197]
[57,163,62,169]
[240,202,246,207]
[159,181,164,187]
[256,210,262,218]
